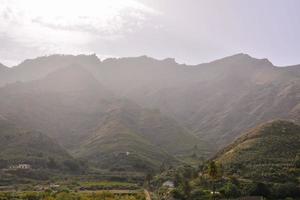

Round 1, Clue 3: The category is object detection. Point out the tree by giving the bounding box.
[47,157,58,169]
[272,182,300,199]
[208,161,222,200]
[220,183,241,199]
[145,172,153,189]
[208,161,219,179]
[174,172,183,187]
[159,162,167,172]
[294,155,300,168]
[172,188,185,200]
[182,166,196,179]
[63,160,79,172]
[171,180,191,200]
[249,182,270,198]
[228,176,240,186]
[182,179,191,199]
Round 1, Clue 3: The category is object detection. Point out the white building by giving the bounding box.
[9,164,31,170]
[162,180,175,188]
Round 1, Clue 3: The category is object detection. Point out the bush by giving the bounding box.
[190,189,210,200]
[21,192,40,200]
[47,157,59,169]
[249,182,270,198]
[272,182,300,199]
[295,155,300,168]
[220,183,241,199]
[171,188,185,200]
[63,160,80,172]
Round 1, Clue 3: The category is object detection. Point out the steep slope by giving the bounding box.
[0,64,113,147]
[0,63,8,71]
[0,116,71,168]
[1,53,299,153]
[214,120,300,183]
[0,63,9,85]
[95,54,300,150]
[75,116,175,171]
[0,65,208,171]
[75,100,208,171]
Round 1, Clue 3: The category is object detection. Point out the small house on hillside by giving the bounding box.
[9,164,31,170]
[162,180,175,188]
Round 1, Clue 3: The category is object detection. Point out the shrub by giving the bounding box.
[249,182,270,198]
[272,182,300,199]
[220,183,241,199]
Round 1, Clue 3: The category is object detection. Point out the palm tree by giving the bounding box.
[208,161,221,200]
[145,172,153,189]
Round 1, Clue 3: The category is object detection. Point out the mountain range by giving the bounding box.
[0,53,299,172]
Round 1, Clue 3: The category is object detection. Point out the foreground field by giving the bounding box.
[0,190,146,200]
[0,180,146,200]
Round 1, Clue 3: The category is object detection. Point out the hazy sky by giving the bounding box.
[0,0,300,66]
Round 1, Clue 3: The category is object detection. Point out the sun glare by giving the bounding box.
[0,0,158,56]
[13,0,154,23]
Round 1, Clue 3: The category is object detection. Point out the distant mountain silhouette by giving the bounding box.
[0,54,101,86]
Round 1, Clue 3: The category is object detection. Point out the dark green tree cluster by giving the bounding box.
[166,159,300,200]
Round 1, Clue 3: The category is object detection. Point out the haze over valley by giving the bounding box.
[0,0,300,199]
[0,53,299,169]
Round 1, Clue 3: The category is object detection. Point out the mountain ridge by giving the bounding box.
[0,53,299,171]
[0,65,206,171]
[214,120,300,183]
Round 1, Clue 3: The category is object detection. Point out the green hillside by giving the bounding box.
[75,101,207,172]
[0,64,209,172]
[0,117,72,169]
[75,117,175,172]
[0,54,299,174]
[215,120,300,183]
[1,54,300,155]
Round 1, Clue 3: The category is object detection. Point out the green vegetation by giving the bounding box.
[74,102,207,172]
[0,64,208,173]
[0,191,145,200]
[0,118,71,166]
[153,162,300,200]
[0,55,300,199]
[207,161,223,200]
[151,120,300,200]
[215,120,300,184]
[75,118,175,172]
[0,118,299,200]
[78,181,139,190]
[0,118,89,186]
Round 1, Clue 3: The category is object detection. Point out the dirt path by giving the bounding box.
[144,189,151,200]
